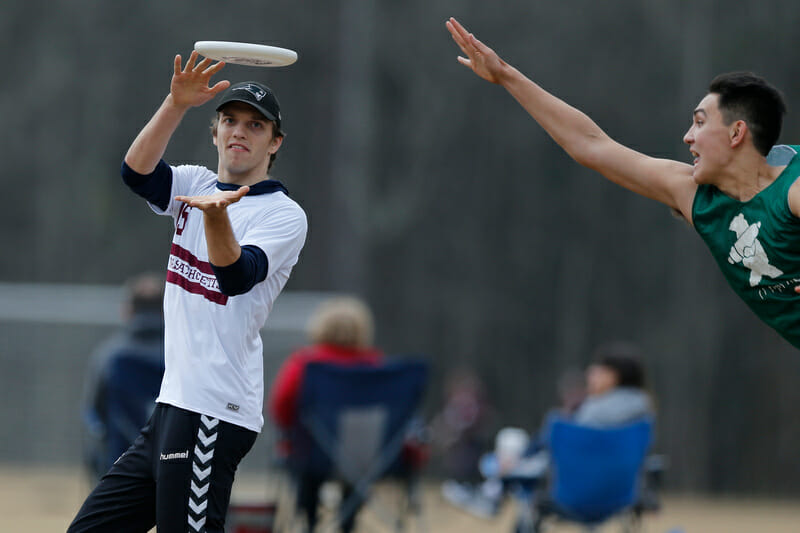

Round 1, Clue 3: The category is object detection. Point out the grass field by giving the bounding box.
[3,464,800,532]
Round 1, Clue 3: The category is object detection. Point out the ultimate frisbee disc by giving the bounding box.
[194,41,298,67]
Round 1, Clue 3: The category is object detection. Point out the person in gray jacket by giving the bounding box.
[572,342,653,427]
[443,342,654,518]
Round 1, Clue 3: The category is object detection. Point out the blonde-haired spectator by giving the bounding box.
[268,296,383,533]
[307,296,375,349]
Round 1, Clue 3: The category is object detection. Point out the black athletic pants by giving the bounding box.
[67,403,257,533]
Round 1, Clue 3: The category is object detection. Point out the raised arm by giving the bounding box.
[124,52,229,174]
[446,18,697,221]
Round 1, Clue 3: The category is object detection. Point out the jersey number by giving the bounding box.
[176,203,191,236]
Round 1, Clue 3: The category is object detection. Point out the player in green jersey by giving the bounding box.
[446,17,800,349]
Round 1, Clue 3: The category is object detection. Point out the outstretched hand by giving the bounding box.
[175,186,249,213]
[446,17,509,84]
[170,51,230,109]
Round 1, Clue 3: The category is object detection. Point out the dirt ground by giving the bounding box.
[3,464,800,533]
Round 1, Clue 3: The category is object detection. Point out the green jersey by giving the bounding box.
[692,145,800,349]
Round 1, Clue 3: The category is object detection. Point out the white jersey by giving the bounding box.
[149,164,307,432]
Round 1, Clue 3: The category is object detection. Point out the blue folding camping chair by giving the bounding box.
[277,358,429,533]
[531,417,654,532]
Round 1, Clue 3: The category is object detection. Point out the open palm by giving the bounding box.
[175,186,249,213]
[170,51,230,108]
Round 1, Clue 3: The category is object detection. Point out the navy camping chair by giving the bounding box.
[532,417,654,532]
[278,358,428,533]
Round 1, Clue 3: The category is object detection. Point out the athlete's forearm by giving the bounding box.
[498,67,610,167]
[202,210,241,268]
[125,94,190,174]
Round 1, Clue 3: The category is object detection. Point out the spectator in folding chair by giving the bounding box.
[443,342,655,520]
[81,273,166,484]
[268,296,383,533]
[429,368,497,484]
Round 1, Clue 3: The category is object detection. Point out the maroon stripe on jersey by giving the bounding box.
[170,243,216,276]
[167,244,228,305]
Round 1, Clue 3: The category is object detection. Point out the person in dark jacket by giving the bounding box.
[82,273,165,484]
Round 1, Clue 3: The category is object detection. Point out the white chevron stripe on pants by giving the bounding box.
[188,415,218,533]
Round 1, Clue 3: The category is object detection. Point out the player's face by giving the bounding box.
[213,102,282,182]
[682,93,735,185]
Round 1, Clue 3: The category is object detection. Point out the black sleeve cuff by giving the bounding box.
[211,245,269,296]
[121,159,173,211]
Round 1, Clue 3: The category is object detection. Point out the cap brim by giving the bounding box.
[216,97,278,123]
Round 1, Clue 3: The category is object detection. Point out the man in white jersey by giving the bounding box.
[68,51,307,533]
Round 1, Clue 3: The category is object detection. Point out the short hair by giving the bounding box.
[307,297,375,349]
[124,272,164,315]
[708,72,787,156]
[210,106,285,171]
[592,341,646,389]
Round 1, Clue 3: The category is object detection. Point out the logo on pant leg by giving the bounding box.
[160,450,189,461]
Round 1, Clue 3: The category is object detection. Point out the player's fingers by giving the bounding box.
[175,196,203,207]
[469,34,493,56]
[446,21,470,51]
[174,55,183,75]
[448,17,470,40]
[453,20,479,55]
[195,56,213,72]
[185,51,199,71]
[450,34,471,57]
[203,60,226,76]
[224,189,247,203]
[445,19,461,40]
[456,56,472,68]
[209,79,231,94]
[467,33,482,53]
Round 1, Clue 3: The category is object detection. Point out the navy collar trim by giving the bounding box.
[216,179,289,196]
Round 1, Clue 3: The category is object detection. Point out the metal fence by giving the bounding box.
[0,283,338,477]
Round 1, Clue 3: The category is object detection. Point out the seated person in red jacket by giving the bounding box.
[268,296,381,533]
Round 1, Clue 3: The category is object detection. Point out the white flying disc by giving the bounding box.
[194,41,298,67]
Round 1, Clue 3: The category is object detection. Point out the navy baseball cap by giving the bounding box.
[216,81,281,128]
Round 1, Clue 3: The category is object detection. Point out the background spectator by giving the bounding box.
[429,368,496,484]
[443,342,654,518]
[81,273,165,484]
[268,296,382,533]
